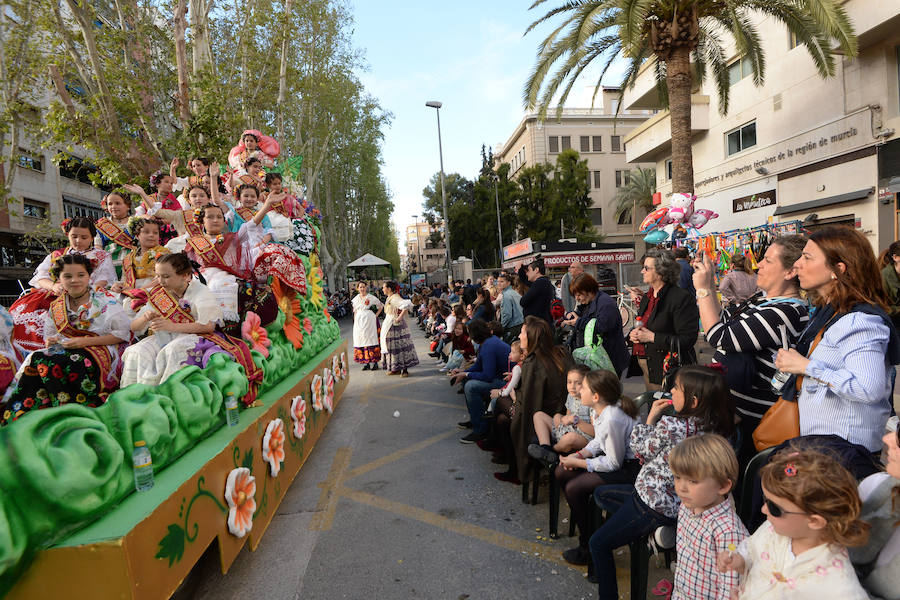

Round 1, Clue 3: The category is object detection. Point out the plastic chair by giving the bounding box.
[738,446,775,527]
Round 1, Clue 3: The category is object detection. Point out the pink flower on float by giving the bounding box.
[323,368,335,414]
[261,418,286,476]
[224,467,256,538]
[302,317,313,334]
[241,311,271,357]
[290,395,307,439]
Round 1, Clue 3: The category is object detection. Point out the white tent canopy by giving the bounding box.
[347,253,390,268]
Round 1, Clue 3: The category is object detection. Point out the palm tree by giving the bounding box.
[614,167,656,225]
[524,1,857,195]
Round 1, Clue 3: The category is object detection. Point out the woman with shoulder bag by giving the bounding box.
[560,273,628,376]
[628,248,699,391]
[771,227,900,454]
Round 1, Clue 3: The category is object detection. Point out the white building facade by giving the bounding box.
[623,2,900,250]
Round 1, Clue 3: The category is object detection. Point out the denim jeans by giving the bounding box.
[589,485,675,600]
[464,377,505,435]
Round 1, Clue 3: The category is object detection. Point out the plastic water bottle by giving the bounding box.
[770,325,791,394]
[132,441,154,492]
[224,393,239,427]
[46,343,65,356]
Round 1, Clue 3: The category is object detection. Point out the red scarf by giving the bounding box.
[633,287,660,358]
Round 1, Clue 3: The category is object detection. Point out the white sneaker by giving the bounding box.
[439,366,448,373]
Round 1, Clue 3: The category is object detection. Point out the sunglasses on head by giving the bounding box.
[763,496,807,518]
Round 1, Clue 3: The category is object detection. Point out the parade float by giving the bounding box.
[0,164,348,599]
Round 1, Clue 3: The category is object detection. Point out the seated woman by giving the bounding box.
[184,199,273,323]
[94,189,136,280]
[120,253,261,400]
[2,254,129,425]
[10,217,116,358]
[775,226,900,454]
[111,217,170,295]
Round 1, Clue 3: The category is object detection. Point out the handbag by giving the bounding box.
[752,327,827,451]
[572,319,615,372]
[662,337,690,389]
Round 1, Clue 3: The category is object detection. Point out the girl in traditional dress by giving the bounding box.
[171,156,214,196]
[120,253,261,403]
[184,200,272,323]
[139,166,182,245]
[379,280,418,377]
[352,281,382,370]
[1,254,130,425]
[123,179,219,254]
[262,172,303,244]
[228,130,278,172]
[229,184,274,247]
[111,217,170,294]
[227,156,267,196]
[10,217,116,358]
[94,189,135,279]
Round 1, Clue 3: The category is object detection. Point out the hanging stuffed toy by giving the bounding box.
[665,193,695,225]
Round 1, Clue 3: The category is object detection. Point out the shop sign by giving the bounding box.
[733,189,776,213]
[503,238,533,260]
[543,251,635,266]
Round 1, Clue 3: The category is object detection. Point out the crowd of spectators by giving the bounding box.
[348,229,900,600]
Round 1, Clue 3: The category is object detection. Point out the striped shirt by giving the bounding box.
[705,294,809,422]
[801,311,893,452]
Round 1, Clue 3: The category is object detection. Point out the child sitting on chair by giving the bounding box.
[525,363,594,464]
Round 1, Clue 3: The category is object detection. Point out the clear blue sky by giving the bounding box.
[347,1,627,256]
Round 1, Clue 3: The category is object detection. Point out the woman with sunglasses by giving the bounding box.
[718,447,870,599]
[627,248,699,391]
[850,423,900,599]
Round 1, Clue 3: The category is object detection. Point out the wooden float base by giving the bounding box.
[6,338,350,600]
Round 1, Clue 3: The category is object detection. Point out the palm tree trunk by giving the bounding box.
[666,45,694,194]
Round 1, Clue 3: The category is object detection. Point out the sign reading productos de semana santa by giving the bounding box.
[543,251,636,266]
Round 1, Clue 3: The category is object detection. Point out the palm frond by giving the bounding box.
[804,0,858,57]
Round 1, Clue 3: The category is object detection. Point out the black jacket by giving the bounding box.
[520,275,555,325]
[636,284,699,384]
[572,291,630,376]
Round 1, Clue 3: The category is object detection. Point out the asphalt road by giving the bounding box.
[189,318,676,600]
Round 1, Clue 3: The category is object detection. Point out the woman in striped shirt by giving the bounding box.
[694,235,809,461]
[775,227,900,453]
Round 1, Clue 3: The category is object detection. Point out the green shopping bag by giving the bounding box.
[572,318,615,372]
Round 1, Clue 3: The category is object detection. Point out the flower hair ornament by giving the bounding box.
[784,463,798,477]
[149,170,165,189]
[59,217,72,234]
[126,215,147,238]
[704,362,727,376]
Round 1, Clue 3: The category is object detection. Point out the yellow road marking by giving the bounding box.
[308,446,353,531]
[343,429,456,480]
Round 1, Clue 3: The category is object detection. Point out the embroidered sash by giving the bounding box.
[48,295,117,394]
[187,235,227,266]
[122,252,136,289]
[147,285,262,405]
[235,206,255,222]
[182,209,203,237]
[95,218,136,250]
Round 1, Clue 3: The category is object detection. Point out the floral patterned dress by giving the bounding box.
[1,289,130,425]
[352,293,382,364]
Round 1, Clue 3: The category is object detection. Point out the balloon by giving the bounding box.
[644,229,669,244]
[687,208,719,229]
[665,192,695,225]
[639,207,669,233]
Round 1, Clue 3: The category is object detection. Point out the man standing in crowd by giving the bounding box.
[674,247,695,296]
[497,272,524,343]
[520,257,555,325]
[560,259,584,313]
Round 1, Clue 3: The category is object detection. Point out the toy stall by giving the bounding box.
[0,199,349,599]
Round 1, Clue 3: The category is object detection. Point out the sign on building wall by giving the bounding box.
[543,251,636,266]
[733,189,777,213]
[503,238,533,260]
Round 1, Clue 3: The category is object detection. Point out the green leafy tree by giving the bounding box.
[614,167,656,225]
[524,0,857,194]
[551,148,592,238]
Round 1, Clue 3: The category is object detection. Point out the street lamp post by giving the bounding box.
[493,175,503,267]
[425,100,452,285]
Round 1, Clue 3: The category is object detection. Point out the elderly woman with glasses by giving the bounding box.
[627,248,699,390]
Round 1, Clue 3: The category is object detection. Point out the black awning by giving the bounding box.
[772,187,873,216]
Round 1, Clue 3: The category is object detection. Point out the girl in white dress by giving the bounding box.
[717,448,870,599]
[352,281,383,370]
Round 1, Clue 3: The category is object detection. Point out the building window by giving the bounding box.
[788,31,799,50]
[665,159,673,181]
[561,136,571,151]
[617,209,632,225]
[580,136,590,152]
[727,55,754,86]
[591,208,602,227]
[17,149,42,172]
[611,136,622,152]
[615,170,630,188]
[592,135,602,152]
[63,198,103,221]
[23,199,48,219]
[548,136,559,153]
[593,171,602,188]
[726,121,757,156]
[58,154,99,185]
